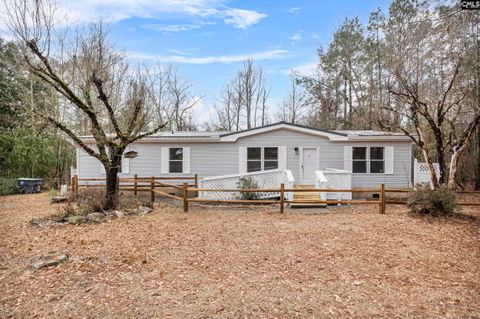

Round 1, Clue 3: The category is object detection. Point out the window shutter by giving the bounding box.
[385,146,394,174]
[239,147,247,173]
[278,146,287,170]
[183,147,191,174]
[161,147,169,174]
[344,146,353,172]
[121,147,130,174]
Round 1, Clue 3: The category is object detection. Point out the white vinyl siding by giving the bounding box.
[77,128,411,189]
[99,147,130,174]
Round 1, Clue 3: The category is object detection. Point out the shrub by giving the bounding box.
[76,188,107,213]
[236,176,260,200]
[407,184,458,216]
[0,177,21,196]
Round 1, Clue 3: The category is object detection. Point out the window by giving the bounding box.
[169,148,183,173]
[370,147,384,173]
[247,147,261,172]
[264,147,278,170]
[247,147,279,172]
[351,146,385,174]
[353,147,367,173]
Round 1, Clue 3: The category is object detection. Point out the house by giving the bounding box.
[75,122,413,193]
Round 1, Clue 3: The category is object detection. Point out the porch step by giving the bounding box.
[290,184,326,208]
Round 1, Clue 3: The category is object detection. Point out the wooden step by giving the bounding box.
[290,184,326,208]
[290,202,327,208]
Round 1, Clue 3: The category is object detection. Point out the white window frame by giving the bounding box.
[352,147,368,174]
[246,147,279,173]
[168,147,184,174]
[352,146,386,175]
[369,147,385,174]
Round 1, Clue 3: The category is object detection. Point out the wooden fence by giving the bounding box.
[71,176,480,214]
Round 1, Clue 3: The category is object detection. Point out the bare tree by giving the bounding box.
[5,0,166,209]
[211,58,269,130]
[276,74,306,124]
[383,4,480,189]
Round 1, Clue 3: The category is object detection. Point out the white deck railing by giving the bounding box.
[315,171,328,201]
[285,169,295,201]
[322,168,352,200]
[198,169,290,200]
[197,168,352,203]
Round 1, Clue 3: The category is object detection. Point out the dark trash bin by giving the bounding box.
[17,178,43,193]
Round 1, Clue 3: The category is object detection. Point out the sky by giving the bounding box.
[1,0,391,126]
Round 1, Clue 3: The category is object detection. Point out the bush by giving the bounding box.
[76,188,107,213]
[407,184,458,216]
[0,177,21,196]
[236,176,260,200]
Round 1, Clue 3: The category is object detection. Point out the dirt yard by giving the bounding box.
[1,193,479,318]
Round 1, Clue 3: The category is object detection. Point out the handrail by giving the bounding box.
[324,168,350,173]
[285,170,295,183]
[200,168,284,182]
[315,171,328,183]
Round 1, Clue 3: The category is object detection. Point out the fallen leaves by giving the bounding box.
[0,193,479,318]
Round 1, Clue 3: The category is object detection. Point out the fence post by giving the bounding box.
[183,182,189,213]
[379,183,385,214]
[74,175,78,193]
[134,174,138,196]
[280,183,285,213]
[150,176,155,204]
[194,174,198,197]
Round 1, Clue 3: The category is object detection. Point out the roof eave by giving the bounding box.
[346,135,412,142]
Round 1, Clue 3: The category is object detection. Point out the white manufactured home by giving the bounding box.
[76,122,413,200]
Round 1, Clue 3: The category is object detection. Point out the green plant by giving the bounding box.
[236,177,260,200]
[407,184,458,216]
[0,177,21,195]
[49,188,57,198]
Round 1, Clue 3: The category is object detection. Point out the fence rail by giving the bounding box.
[71,175,480,213]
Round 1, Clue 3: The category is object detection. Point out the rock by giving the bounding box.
[51,196,67,203]
[86,212,106,223]
[138,206,152,215]
[67,215,87,225]
[31,252,68,270]
[112,210,124,218]
[30,218,58,227]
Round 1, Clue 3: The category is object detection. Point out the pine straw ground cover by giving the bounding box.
[0,193,479,318]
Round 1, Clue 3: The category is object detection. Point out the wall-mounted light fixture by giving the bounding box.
[294,147,299,155]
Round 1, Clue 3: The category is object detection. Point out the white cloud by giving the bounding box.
[0,0,266,30]
[290,31,302,42]
[142,21,215,33]
[223,8,267,29]
[285,7,300,13]
[128,49,288,64]
[282,62,318,77]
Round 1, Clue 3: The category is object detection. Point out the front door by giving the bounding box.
[302,148,317,184]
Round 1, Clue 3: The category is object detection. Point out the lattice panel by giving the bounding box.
[199,170,285,200]
[322,170,352,200]
[418,163,440,175]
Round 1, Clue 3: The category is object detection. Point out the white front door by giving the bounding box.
[302,148,317,184]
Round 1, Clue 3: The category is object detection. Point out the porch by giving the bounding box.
[197,168,353,207]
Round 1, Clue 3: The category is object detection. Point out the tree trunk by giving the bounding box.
[104,165,119,210]
[476,125,480,190]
